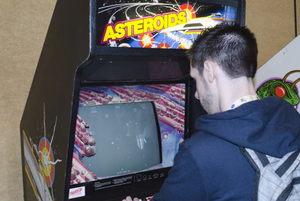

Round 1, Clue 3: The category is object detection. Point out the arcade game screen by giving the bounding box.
[71,83,186,185]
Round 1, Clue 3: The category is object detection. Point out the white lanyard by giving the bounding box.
[229,95,259,110]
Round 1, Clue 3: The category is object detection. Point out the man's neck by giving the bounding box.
[219,77,257,112]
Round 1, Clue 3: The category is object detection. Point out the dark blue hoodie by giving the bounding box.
[153,97,300,201]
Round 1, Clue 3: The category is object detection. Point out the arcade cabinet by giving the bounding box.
[20,0,245,200]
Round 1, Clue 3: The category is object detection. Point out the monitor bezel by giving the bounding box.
[69,79,191,200]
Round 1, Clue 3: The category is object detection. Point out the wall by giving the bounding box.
[0,0,298,200]
[0,1,56,200]
[246,1,298,67]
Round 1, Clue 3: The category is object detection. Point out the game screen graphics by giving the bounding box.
[71,83,186,185]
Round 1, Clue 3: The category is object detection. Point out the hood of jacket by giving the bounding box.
[195,96,300,157]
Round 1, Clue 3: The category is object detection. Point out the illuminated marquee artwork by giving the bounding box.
[96,0,238,49]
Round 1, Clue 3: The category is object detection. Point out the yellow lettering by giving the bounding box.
[168,13,178,28]
[177,11,187,24]
[124,21,136,37]
[115,23,126,39]
[133,19,144,35]
[164,14,168,29]
[102,25,116,43]
[101,11,188,44]
[143,17,154,33]
[153,15,164,31]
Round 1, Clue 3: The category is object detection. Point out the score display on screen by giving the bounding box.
[96,0,239,49]
[71,83,186,185]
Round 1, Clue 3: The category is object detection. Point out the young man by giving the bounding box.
[124,24,300,200]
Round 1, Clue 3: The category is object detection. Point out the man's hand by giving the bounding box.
[122,196,139,201]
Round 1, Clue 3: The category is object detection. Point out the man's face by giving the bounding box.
[190,66,216,114]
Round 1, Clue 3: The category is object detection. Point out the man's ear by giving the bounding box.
[203,60,216,83]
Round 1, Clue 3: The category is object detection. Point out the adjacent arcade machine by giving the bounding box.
[254,35,300,113]
[20,0,245,200]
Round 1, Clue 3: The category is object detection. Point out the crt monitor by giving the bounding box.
[70,83,187,200]
[74,101,162,180]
